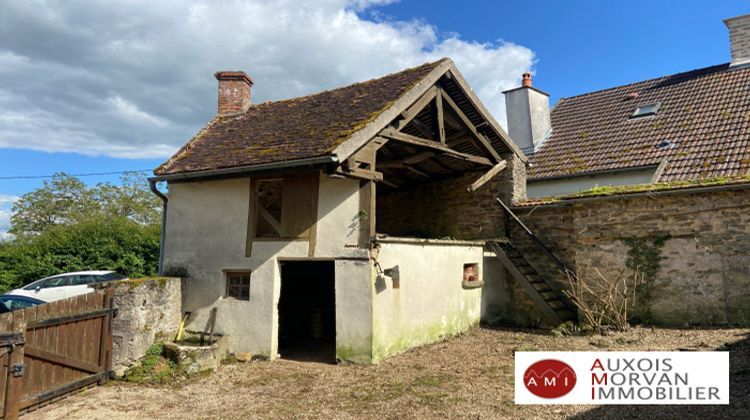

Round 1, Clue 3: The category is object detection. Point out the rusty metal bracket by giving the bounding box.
[11,363,24,378]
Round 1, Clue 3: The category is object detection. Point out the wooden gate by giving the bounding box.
[0,289,115,419]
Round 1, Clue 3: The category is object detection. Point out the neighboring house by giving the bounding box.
[505,14,750,198]
[151,58,534,363]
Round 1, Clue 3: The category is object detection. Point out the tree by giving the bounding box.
[0,217,160,292]
[0,172,162,291]
[9,172,161,237]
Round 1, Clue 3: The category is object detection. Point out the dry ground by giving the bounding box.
[27,326,750,419]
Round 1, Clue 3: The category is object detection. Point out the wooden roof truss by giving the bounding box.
[335,73,509,192]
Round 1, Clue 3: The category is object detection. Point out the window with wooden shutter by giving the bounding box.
[246,173,319,255]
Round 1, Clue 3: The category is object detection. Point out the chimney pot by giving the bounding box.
[215,71,254,115]
[522,73,532,88]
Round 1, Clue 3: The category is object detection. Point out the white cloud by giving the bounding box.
[0,0,534,159]
[0,195,19,241]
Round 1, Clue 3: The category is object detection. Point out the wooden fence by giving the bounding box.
[0,289,115,419]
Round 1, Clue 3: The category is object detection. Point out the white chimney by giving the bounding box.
[725,14,750,68]
[503,73,551,155]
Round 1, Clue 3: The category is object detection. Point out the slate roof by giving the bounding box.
[528,63,750,182]
[155,59,447,176]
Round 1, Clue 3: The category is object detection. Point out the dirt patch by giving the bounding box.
[26,326,750,419]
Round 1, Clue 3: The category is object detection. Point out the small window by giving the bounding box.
[462,263,483,289]
[226,271,251,300]
[631,103,660,119]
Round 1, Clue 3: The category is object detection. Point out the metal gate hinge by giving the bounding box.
[11,363,24,377]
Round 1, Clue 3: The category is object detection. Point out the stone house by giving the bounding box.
[507,14,750,198]
[149,58,545,363]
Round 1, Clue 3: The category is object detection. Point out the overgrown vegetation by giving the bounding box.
[526,174,750,204]
[123,342,177,384]
[563,267,641,334]
[622,235,668,322]
[0,172,161,292]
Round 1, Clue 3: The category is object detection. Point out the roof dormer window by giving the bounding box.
[631,103,660,119]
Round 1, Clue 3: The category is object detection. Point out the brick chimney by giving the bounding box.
[725,14,750,68]
[214,71,253,115]
[503,73,551,155]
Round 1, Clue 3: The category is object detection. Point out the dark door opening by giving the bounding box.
[278,261,336,363]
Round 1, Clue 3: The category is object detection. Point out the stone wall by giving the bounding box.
[509,188,750,326]
[105,277,182,376]
[376,154,524,240]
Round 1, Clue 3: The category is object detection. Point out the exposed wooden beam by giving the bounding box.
[397,86,438,131]
[467,161,507,192]
[439,90,502,163]
[435,88,446,144]
[334,166,384,182]
[380,128,492,167]
[381,178,399,189]
[378,161,430,178]
[258,206,283,235]
[410,118,435,139]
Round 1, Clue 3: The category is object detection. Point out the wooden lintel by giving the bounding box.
[334,166,384,182]
[379,128,492,167]
[397,86,438,131]
[439,90,502,163]
[467,161,507,192]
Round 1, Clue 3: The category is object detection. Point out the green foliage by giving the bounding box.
[622,235,669,323]
[10,172,161,237]
[0,172,161,292]
[124,342,177,384]
[0,214,160,293]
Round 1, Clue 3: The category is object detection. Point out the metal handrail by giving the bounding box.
[495,198,577,279]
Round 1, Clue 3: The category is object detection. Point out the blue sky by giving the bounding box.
[0,0,747,234]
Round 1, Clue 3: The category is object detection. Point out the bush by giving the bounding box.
[0,216,160,292]
[563,267,641,334]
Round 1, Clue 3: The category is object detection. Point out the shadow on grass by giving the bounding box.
[571,331,750,419]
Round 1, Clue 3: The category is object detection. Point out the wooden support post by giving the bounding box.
[435,88,446,144]
[467,161,507,192]
[208,307,218,345]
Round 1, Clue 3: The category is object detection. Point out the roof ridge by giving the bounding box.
[243,58,451,110]
[556,62,731,103]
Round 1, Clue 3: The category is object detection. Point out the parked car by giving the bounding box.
[0,295,45,313]
[8,271,128,302]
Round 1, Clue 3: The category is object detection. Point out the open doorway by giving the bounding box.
[278,261,336,363]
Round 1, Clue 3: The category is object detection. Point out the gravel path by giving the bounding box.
[26,326,750,419]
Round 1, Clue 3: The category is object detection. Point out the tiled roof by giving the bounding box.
[156,59,447,176]
[528,63,750,181]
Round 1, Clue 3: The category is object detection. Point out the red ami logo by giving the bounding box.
[524,359,577,398]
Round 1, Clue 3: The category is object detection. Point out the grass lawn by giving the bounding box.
[28,326,749,419]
